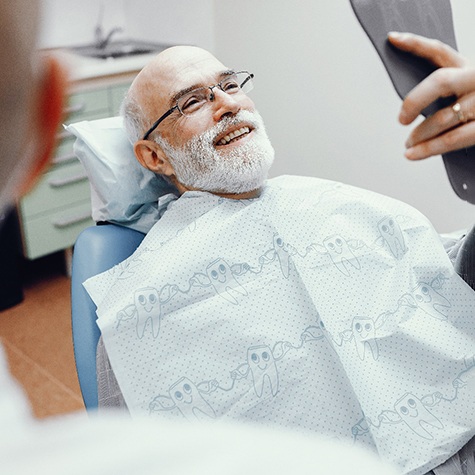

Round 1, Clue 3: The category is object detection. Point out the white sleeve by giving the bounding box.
[0,343,32,436]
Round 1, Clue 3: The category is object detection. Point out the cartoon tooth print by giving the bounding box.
[206,258,247,305]
[352,316,379,361]
[316,312,327,336]
[315,183,361,205]
[247,345,279,398]
[134,287,161,339]
[377,216,407,259]
[331,183,361,198]
[323,235,361,276]
[314,312,344,349]
[273,233,291,278]
[453,357,475,392]
[394,393,444,440]
[352,417,370,441]
[411,282,451,321]
[169,377,216,421]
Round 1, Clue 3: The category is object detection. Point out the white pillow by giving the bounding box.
[65,116,176,234]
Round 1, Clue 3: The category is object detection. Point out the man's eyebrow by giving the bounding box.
[168,69,236,108]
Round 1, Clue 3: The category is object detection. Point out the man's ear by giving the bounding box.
[20,55,67,195]
[134,140,175,177]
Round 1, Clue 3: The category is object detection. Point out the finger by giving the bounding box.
[399,68,475,125]
[388,32,466,69]
[405,121,475,160]
[405,105,457,148]
[405,91,475,148]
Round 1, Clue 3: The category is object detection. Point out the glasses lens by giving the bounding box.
[177,87,209,115]
[221,72,253,95]
[176,72,254,116]
[236,72,254,94]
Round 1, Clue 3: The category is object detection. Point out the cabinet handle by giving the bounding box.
[52,210,91,229]
[56,130,74,141]
[53,152,77,165]
[64,102,86,115]
[49,172,88,188]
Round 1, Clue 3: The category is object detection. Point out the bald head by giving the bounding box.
[0,1,39,105]
[122,46,229,142]
[0,0,66,211]
[0,1,40,201]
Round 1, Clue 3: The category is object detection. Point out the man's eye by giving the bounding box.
[181,95,206,112]
[222,80,239,92]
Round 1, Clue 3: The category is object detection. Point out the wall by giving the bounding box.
[124,0,215,52]
[39,0,127,48]
[214,0,475,233]
[38,0,214,51]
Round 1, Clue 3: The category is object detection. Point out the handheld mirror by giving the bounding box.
[350,0,475,204]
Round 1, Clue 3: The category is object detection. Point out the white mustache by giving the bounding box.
[154,107,274,194]
[203,110,262,146]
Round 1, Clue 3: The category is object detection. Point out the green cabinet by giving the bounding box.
[19,79,132,259]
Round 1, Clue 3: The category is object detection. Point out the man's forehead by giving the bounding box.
[133,46,228,113]
[158,48,228,91]
[158,46,225,73]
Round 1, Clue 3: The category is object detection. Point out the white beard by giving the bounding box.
[155,110,275,194]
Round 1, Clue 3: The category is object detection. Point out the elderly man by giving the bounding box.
[2,2,395,475]
[85,43,475,475]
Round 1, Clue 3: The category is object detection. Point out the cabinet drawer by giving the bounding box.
[65,88,110,121]
[52,137,77,166]
[21,161,90,218]
[21,202,94,259]
[17,78,137,260]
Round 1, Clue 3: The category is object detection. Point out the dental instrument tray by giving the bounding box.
[350,0,475,204]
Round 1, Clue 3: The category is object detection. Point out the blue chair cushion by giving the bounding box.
[71,224,145,409]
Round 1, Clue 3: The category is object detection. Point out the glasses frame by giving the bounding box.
[142,71,254,140]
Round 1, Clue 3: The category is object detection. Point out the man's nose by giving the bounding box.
[210,88,241,121]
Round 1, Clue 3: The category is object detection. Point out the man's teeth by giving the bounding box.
[217,127,250,146]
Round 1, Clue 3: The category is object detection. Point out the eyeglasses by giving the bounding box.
[142,71,254,140]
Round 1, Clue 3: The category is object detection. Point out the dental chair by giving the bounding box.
[71,223,145,409]
[67,116,174,410]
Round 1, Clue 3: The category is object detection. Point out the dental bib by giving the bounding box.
[85,175,475,475]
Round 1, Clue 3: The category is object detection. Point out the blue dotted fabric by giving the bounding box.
[85,175,475,475]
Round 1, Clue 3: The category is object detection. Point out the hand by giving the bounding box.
[388,32,475,160]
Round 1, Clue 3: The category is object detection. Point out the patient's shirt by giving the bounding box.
[85,176,475,475]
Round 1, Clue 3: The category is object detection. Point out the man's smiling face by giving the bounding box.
[149,47,257,150]
[132,46,274,197]
[155,108,274,195]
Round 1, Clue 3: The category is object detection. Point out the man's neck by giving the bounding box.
[214,188,262,200]
[174,179,262,200]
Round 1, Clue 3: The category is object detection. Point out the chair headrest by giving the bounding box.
[66,117,176,234]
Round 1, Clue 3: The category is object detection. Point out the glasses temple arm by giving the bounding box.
[240,73,254,89]
[142,106,177,140]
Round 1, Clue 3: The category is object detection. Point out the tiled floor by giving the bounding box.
[0,252,85,418]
